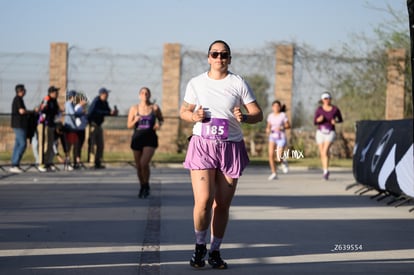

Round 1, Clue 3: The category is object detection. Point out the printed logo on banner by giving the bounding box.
[359,138,374,162]
[378,143,414,197]
[353,119,413,199]
[371,128,394,173]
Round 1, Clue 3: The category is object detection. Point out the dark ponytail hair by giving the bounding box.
[272,100,286,112]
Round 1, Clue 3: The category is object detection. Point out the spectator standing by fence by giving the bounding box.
[37,86,61,172]
[179,40,263,269]
[87,87,118,169]
[63,90,79,170]
[27,106,40,169]
[127,87,164,198]
[314,91,343,180]
[10,84,28,173]
[73,92,88,169]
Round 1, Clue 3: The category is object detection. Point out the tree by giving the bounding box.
[295,4,412,132]
[242,74,270,156]
[244,74,270,112]
[337,4,412,127]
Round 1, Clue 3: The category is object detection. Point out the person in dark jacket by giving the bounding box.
[87,87,118,169]
[37,86,61,171]
[10,84,28,173]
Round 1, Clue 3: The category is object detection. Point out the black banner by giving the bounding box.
[408,0,414,111]
[353,119,413,198]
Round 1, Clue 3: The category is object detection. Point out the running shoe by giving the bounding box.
[190,244,207,268]
[138,185,150,198]
[268,172,278,180]
[64,164,74,171]
[323,171,330,180]
[138,187,144,198]
[9,166,23,173]
[282,161,289,174]
[37,165,47,173]
[208,250,228,269]
[46,165,56,172]
[142,186,150,198]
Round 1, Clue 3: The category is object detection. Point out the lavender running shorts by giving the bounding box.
[268,135,287,147]
[183,135,250,179]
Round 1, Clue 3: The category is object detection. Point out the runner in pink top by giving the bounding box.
[266,100,291,180]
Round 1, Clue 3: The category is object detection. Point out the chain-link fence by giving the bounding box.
[4,42,401,166]
[0,44,335,123]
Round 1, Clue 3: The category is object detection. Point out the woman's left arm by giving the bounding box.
[284,119,291,130]
[335,107,344,123]
[154,104,164,130]
[241,100,263,124]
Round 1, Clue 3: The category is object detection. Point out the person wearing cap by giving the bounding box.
[314,91,343,180]
[37,86,61,171]
[9,84,28,173]
[87,87,118,169]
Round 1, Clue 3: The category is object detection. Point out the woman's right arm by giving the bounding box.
[179,101,197,122]
[314,108,324,124]
[265,120,271,135]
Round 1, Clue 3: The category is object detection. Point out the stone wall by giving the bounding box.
[385,48,406,120]
[159,44,181,153]
[49,42,68,109]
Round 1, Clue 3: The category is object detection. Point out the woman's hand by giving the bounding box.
[316,115,324,123]
[233,106,243,122]
[134,114,141,124]
[192,105,205,122]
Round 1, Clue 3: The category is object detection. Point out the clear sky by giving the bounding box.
[0,0,409,54]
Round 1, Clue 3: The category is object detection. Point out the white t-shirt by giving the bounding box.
[183,71,256,141]
[267,112,288,132]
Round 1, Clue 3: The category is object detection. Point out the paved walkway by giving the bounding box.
[0,164,413,274]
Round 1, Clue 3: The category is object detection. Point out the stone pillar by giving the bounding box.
[385,48,406,120]
[274,44,294,140]
[159,43,181,153]
[49,42,68,109]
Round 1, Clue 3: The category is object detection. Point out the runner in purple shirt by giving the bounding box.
[314,92,343,180]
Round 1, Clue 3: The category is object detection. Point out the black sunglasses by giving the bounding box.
[209,51,230,59]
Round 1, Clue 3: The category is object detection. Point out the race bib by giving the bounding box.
[201,118,229,140]
[320,126,331,134]
[271,131,282,139]
[137,116,151,129]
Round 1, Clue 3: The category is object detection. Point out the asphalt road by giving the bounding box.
[0,164,413,274]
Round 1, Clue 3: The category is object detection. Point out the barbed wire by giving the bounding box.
[0,52,49,110]
[67,46,163,114]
